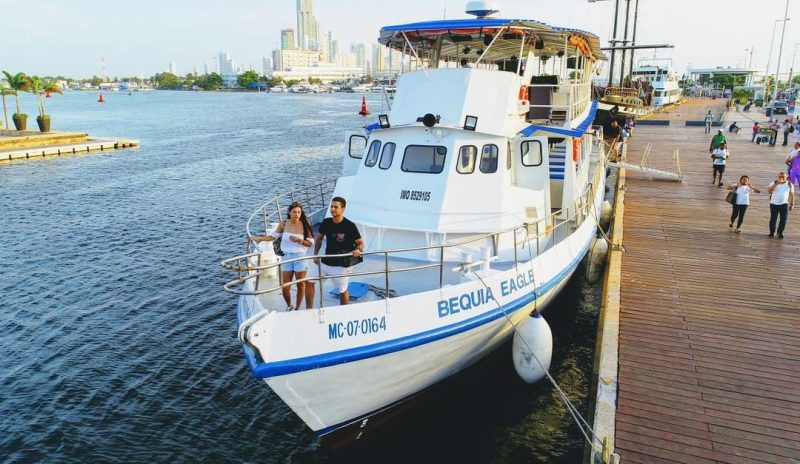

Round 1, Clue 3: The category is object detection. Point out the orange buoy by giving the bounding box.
[358,96,370,116]
[98,92,105,103]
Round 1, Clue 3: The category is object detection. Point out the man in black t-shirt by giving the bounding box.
[308,196,364,305]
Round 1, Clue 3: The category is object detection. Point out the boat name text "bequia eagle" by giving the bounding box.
[438,270,535,318]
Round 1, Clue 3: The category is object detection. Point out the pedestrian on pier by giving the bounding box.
[704,110,713,134]
[767,172,795,239]
[709,129,726,154]
[786,147,800,187]
[782,119,794,146]
[711,142,729,186]
[727,176,760,233]
[751,122,760,143]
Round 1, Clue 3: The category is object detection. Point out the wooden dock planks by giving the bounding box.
[615,99,800,464]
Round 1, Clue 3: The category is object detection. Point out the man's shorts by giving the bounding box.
[713,164,725,174]
[307,263,352,293]
[280,252,309,273]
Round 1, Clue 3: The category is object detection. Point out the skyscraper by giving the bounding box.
[297,0,317,50]
[281,28,296,50]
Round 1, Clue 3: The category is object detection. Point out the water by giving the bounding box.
[0,91,600,463]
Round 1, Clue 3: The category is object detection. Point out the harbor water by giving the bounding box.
[0,91,601,463]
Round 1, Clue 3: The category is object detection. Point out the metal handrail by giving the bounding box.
[245,177,338,247]
[526,82,592,122]
[221,147,607,304]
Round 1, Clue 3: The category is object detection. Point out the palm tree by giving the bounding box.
[2,71,31,130]
[30,76,62,132]
[0,83,11,129]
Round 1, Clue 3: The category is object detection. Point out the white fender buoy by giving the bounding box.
[512,311,553,384]
[599,200,612,231]
[585,237,609,284]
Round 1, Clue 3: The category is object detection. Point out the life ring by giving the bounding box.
[572,138,581,163]
[519,85,529,102]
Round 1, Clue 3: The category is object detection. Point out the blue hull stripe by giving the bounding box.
[550,174,565,180]
[242,237,592,381]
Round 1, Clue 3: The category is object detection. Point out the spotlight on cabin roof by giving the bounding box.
[465,0,500,18]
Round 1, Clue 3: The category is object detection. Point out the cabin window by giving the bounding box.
[479,144,498,173]
[507,142,512,170]
[521,140,543,166]
[379,143,396,169]
[349,135,367,159]
[456,145,477,174]
[401,145,447,174]
[364,140,381,167]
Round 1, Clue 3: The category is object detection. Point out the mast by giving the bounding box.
[608,0,620,87]
[627,0,640,78]
[618,0,632,86]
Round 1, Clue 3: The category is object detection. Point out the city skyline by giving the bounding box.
[3,1,800,79]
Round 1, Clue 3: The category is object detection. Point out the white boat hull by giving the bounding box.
[237,186,602,435]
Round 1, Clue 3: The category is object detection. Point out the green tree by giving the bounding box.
[0,83,12,129]
[2,71,31,117]
[156,72,181,89]
[237,70,259,88]
[268,76,283,86]
[30,76,62,119]
[196,73,222,91]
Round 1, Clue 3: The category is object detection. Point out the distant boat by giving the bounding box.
[631,60,682,108]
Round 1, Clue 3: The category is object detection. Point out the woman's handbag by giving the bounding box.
[725,186,737,204]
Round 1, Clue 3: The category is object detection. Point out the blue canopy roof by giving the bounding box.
[378,18,604,61]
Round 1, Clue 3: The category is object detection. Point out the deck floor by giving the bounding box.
[615,99,800,463]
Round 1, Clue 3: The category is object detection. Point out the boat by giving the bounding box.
[630,60,682,108]
[222,0,609,444]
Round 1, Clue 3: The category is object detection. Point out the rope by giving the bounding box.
[469,268,602,452]
[368,284,398,299]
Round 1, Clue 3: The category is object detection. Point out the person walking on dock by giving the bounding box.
[751,122,760,143]
[704,110,713,134]
[709,129,726,154]
[711,142,729,186]
[767,172,795,239]
[782,119,794,146]
[727,176,760,233]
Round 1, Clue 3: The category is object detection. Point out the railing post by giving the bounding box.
[275,198,283,222]
[438,246,445,288]
[513,228,518,269]
[255,252,262,292]
[317,259,324,309]
[385,252,391,301]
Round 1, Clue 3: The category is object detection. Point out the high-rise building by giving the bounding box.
[351,43,369,74]
[297,0,317,51]
[281,28,296,50]
[169,60,176,75]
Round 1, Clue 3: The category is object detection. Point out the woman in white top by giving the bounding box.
[726,175,760,233]
[712,142,729,187]
[253,202,315,310]
[767,172,796,239]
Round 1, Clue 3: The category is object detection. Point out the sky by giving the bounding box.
[2,0,800,79]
